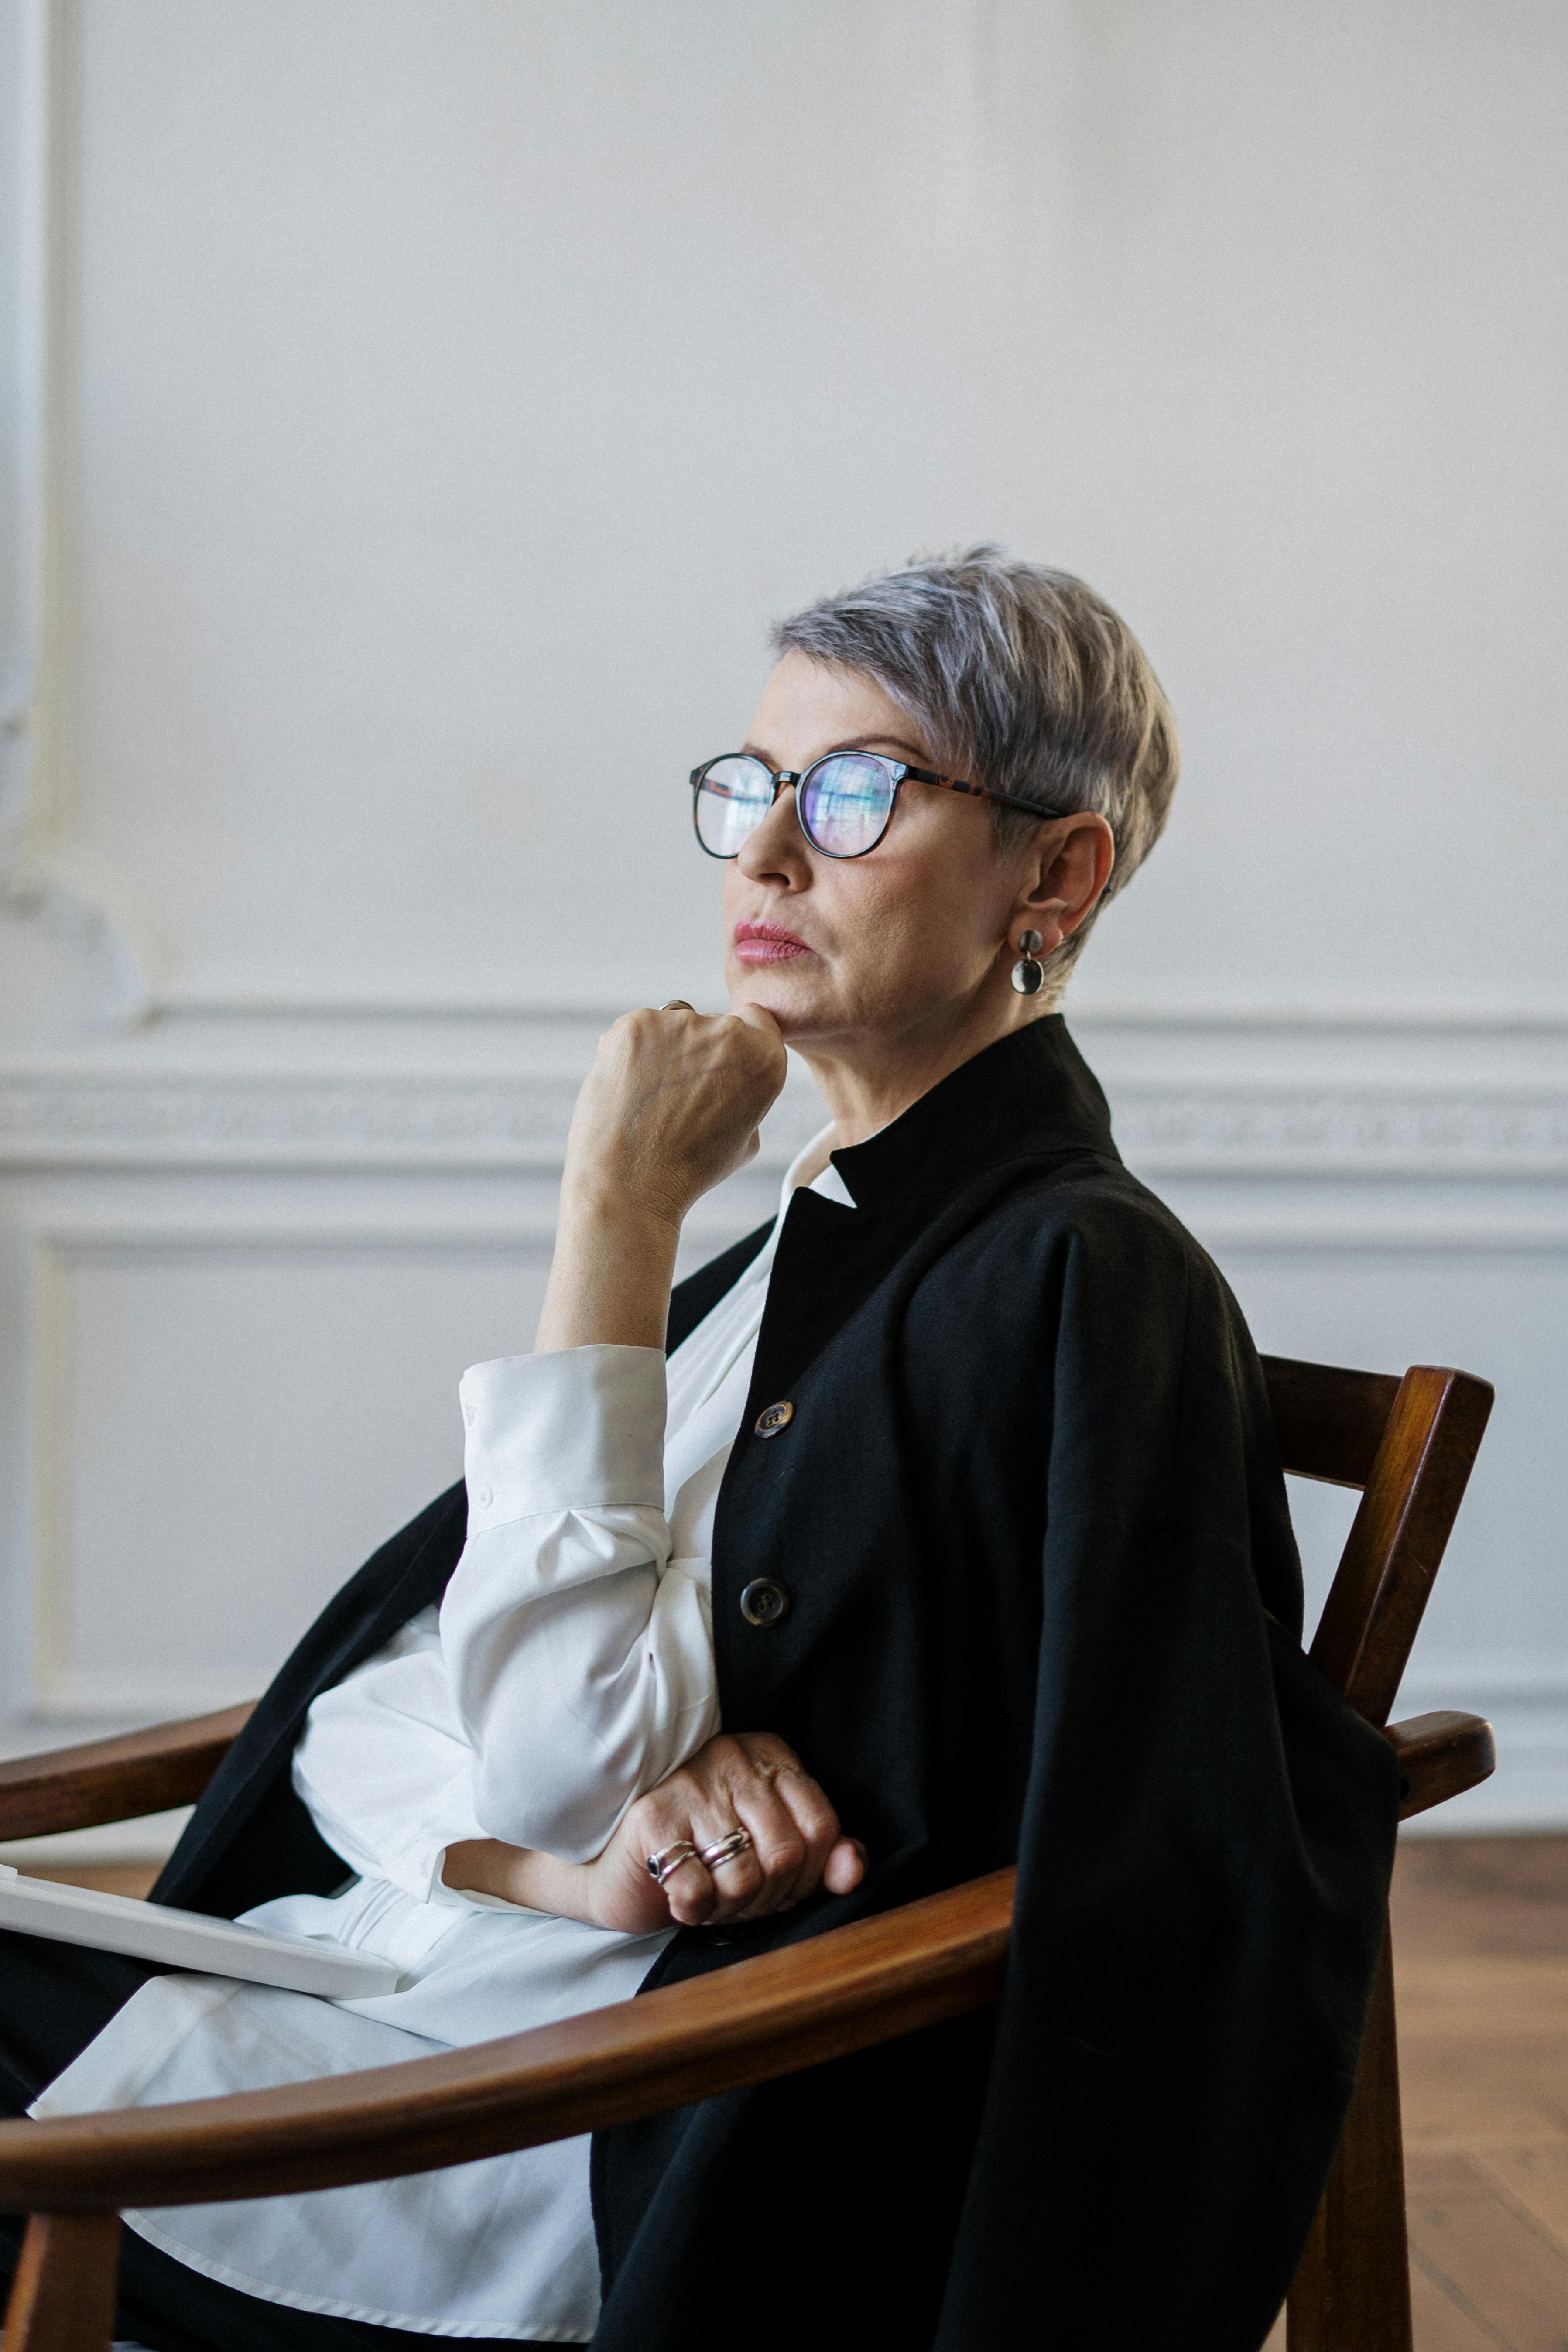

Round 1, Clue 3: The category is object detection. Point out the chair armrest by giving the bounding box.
[0,1867,1016,2214]
[0,1705,256,1842]
[1386,1709,1495,1820]
[0,1715,1486,2210]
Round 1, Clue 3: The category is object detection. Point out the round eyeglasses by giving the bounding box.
[690,751,1059,862]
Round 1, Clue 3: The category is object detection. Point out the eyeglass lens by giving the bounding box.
[692,757,776,857]
[694,753,898,859]
[799,755,896,856]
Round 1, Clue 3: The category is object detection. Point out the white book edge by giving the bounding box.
[0,1863,401,1999]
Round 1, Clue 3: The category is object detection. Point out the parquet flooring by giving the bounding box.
[1261,1836,1568,2348]
[1391,1837,1568,2350]
[36,1838,1568,2347]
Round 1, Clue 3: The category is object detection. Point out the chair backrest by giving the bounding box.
[1260,1358,1494,1726]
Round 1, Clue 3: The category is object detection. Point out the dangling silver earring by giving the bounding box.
[1009,929,1045,996]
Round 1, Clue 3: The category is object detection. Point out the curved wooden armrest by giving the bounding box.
[0,1709,1492,2210]
[0,1698,1490,1868]
[0,1868,1015,2214]
[0,1705,255,1842]
[1387,1708,1495,1819]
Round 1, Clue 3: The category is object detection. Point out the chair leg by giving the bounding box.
[0,2213,121,2352]
[1288,1915,1412,2351]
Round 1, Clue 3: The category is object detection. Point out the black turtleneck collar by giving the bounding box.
[667,1018,1120,1370]
[825,1015,1118,1215]
[729,1017,1119,1410]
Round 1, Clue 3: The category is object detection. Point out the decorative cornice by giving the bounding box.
[0,1069,584,1170]
[1110,1084,1568,1177]
[3,1062,1568,1177]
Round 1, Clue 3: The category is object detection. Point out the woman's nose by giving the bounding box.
[736,782,806,876]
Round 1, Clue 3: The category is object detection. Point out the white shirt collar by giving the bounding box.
[777,1123,855,1213]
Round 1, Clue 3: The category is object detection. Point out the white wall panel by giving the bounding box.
[0,0,1565,1844]
[7,0,1558,1019]
[21,1225,550,1715]
[1209,1237,1568,1828]
[1219,1241,1568,1666]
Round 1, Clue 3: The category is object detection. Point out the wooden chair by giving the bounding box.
[0,1355,1496,2352]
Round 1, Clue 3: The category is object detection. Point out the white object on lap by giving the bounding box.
[0,1863,401,1997]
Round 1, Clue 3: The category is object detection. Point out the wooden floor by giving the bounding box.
[39,1838,1568,2348]
[1390,1836,1568,2350]
[1259,1835,1568,2349]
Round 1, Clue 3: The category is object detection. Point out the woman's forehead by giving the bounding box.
[746,652,927,768]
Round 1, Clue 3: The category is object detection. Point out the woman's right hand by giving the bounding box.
[560,1002,788,1231]
[534,1003,787,1353]
[442,1733,865,1935]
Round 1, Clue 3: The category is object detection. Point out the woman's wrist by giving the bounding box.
[442,1838,595,1919]
[534,1193,681,1354]
[441,1836,667,1934]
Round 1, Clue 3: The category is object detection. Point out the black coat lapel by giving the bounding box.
[743,1018,1118,1415]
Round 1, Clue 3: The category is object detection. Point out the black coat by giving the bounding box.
[154,1019,1398,2352]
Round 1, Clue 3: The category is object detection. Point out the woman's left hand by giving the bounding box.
[442,1732,865,1933]
[585,1732,866,1933]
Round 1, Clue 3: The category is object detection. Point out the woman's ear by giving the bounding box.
[1014,815,1115,953]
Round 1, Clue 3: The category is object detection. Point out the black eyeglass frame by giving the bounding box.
[689,751,1062,861]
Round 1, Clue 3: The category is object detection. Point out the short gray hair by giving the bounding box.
[773,547,1178,997]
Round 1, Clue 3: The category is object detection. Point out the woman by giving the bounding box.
[1,551,1397,2352]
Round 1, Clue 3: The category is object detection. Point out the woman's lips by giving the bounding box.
[732,921,813,965]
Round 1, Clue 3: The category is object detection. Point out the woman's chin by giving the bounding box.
[727,969,828,1038]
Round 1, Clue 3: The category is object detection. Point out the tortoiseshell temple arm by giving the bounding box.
[909,767,1063,820]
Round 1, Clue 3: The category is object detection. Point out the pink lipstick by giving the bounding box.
[732,921,813,965]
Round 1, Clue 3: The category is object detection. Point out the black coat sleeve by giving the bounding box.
[932,1214,1400,2351]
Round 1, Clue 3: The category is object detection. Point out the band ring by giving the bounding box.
[700,1828,753,1871]
[645,1840,702,1887]
[659,999,695,1013]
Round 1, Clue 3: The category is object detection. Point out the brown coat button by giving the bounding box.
[739,1578,790,1627]
[753,1401,794,1439]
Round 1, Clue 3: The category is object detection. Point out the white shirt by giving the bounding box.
[35,1128,854,2345]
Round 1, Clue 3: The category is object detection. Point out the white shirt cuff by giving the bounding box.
[459,1345,667,1531]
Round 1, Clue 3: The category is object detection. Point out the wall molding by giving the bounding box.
[5,1056,1568,1179]
[155,986,1568,1035]
[1113,1084,1568,1179]
[0,1068,589,1172]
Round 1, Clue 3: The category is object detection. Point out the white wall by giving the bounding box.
[1,0,1565,1847]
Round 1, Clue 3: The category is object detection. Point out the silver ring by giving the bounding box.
[699,1828,753,1871]
[659,999,695,1013]
[645,1840,702,1886]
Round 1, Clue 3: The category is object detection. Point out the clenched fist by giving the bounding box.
[561,1003,787,1231]
[535,1002,787,1356]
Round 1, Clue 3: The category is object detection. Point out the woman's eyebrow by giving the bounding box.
[739,734,931,768]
